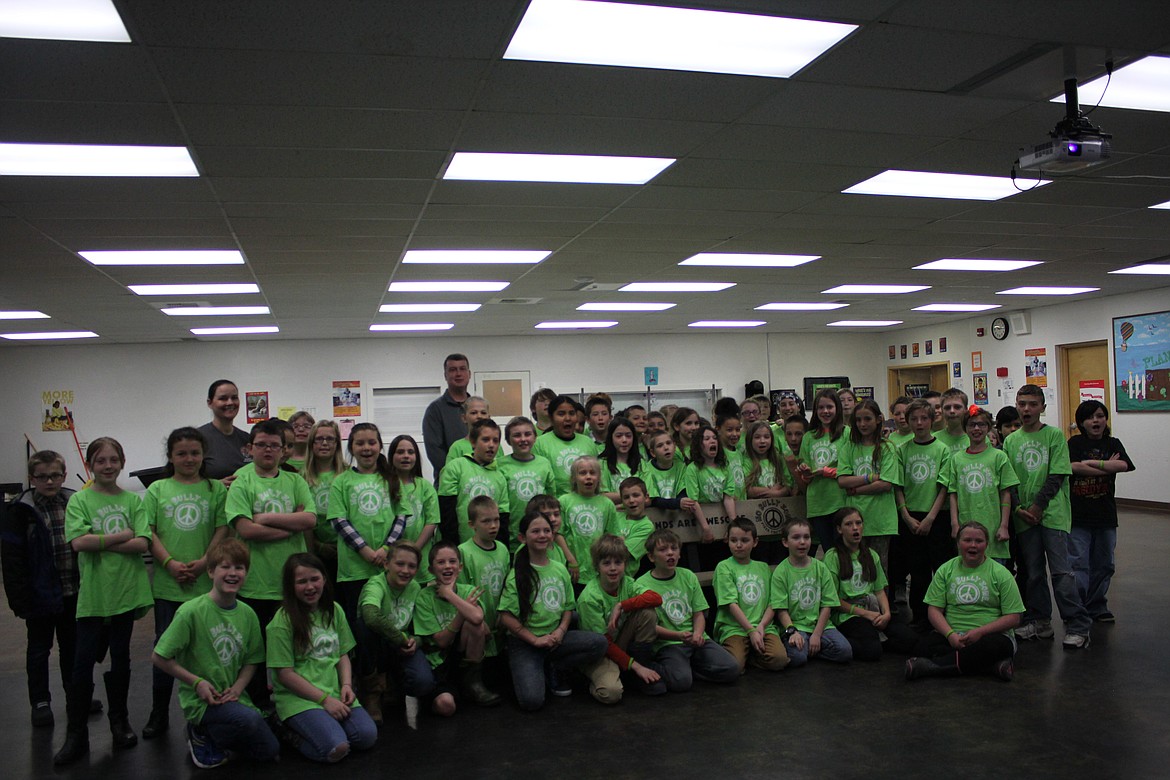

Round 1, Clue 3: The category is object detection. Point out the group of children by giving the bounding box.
[1,381,1133,769]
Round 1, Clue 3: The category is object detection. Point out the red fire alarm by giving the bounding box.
[996,367,1009,377]
[976,327,985,337]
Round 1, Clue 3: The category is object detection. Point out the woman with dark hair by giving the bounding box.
[198,379,250,485]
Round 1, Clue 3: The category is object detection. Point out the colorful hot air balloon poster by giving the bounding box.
[1113,310,1170,412]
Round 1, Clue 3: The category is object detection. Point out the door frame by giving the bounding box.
[1057,339,1109,436]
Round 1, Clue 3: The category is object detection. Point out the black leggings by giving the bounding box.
[914,630,1015,675]
[837,615,919,661]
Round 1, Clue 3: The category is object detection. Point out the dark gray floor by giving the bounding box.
[3,508,1167,779]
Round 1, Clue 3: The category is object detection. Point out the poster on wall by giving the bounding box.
[971,351,982,371]
[1024,348,1048,387]
[952,362,961,378]
[246,391,269,423]
[940,337,947,353]
[42,389,75,432]
[926,339,933,355]
[900,345,907,359]
[853,386,875,401]
[973,373,989,405]
[1113,310,1170,412]
[888,345,896,360]
[1079,380,1106,404]
[912,342,920,358]
[333,380,362,416]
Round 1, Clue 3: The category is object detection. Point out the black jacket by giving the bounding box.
[1,488,76,618]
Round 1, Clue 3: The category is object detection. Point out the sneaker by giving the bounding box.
[993,658,1014,682]
[1034,620,1054,639]
[547,666,572,697]
[31,702,54,728]
[1016,621,1054,641]
[187,723,228,769]
[1094,612,1115,623]
[1062,633,1091,650]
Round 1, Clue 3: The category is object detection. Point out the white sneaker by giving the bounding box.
[404,696,419,731]
[1062,633,1091,650]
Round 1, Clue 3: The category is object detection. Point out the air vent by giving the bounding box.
[486,297,543,305]
[570,281,623,292]
[147,301,216,309]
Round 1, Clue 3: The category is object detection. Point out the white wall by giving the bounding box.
[4,294,1164,504]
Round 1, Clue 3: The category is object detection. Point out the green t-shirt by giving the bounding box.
[154,594,264,724]
[898,438,952,513]
[577,575,643,635]
[924,556,1025,635]
[823,548,888,628]
[800,429,849,516]
[634,566,708,650]
[532,433,597,496]
[1003,425,1073,532]
[639,458,686,500]
[723,450,749,500]
[446,438,473,463]
[287,457,306,474]
[606,512,655,562]
[498,560,575,637]
[65,488,152,618]
[946,447,1020,559]
[145,477,229,602]
[682,462,735,503]
[438,456,510,544]
[599,460,633,496]
[713,558,778,641]
[359,574,420,637]
[558,492,617,584]
[769,557,839,633]
[267,607,358,719]
[413,581,478,668]
[935,430,971,456]
[496,453,557,532]
[746,457,780,490]
[226,467,313,600]
[398,479,440,582]
[886,430,915,449]
[458,538,510,656]
[307,471,337,544]
[837,440,901,537]
[327,470,401,583]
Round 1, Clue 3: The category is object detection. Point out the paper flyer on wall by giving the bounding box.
[1024,348,1047,387]
[333,381,361,416]
[42,390,76,432]
[246,391,269,423]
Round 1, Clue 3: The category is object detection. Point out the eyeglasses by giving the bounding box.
[313,436,338,444]
[967,421,990,429]
[252,442,284,451]
[32,472,65,481]
[291,422,314,431]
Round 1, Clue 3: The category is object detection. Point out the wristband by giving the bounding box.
[98,534,105,551]
[848,604,856,615]
[1098,460,1105,470]
[316,692,329,705]
[945,629,956,638]
[896,504,907,510]
[162,556,174,567]
[193,677,204,688]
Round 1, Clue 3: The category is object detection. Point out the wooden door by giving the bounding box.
[1058,341,1109,436]
[887,363,950,406]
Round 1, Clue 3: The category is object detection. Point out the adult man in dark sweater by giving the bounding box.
[422,353,471,480]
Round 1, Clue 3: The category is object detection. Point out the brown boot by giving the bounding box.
[461,661,501,707]
[360,673,386,726]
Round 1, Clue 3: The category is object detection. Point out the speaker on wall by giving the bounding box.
[1008,311,1032,336]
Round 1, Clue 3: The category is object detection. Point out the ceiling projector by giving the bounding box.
[1017,126,1111,173]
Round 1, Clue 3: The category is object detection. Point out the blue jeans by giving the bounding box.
[285,706,377,763]
[655,640,740,692]
[199,701,279,762]
[784,628,853,667]
[1069,526,1117,618]
[1017,526,1091,634]
[152,599,182,692]
[505,631,608,711]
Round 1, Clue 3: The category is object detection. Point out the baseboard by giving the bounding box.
[1118,498,1170,514]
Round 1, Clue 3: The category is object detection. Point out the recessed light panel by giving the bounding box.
[827,320,903,327]
[0,330,98,340]
[444,152,673,185]
[161,306,270,316]
[130,284,259,295]
[505,0,857,78]
[0,143,198,177]
[369,323,455,332]
[0,310,50,319]
[1109,264,1170,275]
[619,282,734,293]
[0,0,131,42]
[688,320,766,328]
[823,285,929,294]
[577,302,675,311]
[535,321,618,329]
[755,302,848,311]
[843,170,1047,200]
[1056,56,1170,114]
[996,287,1099,296]
[914,259,1042,272]
[190,326,279,336]
[679,253,819,268]
[913,303,1001,312]
[379,303,482,313]
[402,250,550,264]
[388,281,509,293]
[1151,200,1170,210]
[81,250,244,266]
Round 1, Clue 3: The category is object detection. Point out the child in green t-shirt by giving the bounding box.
[782,415,810,494]
[456,496,510,676]
[444,396,491,464]
[936,388,972,455]
[946,408,1019,564]
[640,432,701,518]
[771,519,852,667]
[578,534,666,702]
[438,418,510,545]
[713,518,788,673]
[681,425,734,542]
[558,456,618,586]
[634,529,739,692]
[585,394,613,452]
[599,417,642,504]
[152,538,279,769]
[143,427,230,740]
[715,413,748,500]
[836,400,900,574]
[745,421,791,499]
[498,416,556,551]
[533,395,600,495]
[607,477,656,569]
[359,542,425,727]
[388,433,440,584]
[797,389,850,553]
[885,396,914,448]
[303,420,345,579]
[525,494,576,567]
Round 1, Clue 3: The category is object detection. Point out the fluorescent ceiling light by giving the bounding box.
[620,282,734,293]
[842,170,1047,200]
[0,330,98,340]
[445,152,673,185]
[577,302,675,312]
[190,326,279,336]
[679,253,819,268]
[755,302,848,311]
[1152,200,1170,210]
[1055,56,1170,113]
[0,0,130,42]
[161,306,270,316]
[0,310,50,319]
[828,320,903,327]
[81,250,244,266]
[388,281,509,293]
[997,287,1099,296]
[379,303,482,313]
[130,283,259,295]
[1109,264,1170,275]
[689,320,766,328]
[402,250,550,264]
[913,303,1001,312]
[535,321,618,329]
[914,258,1042,272]
[0,143,198,177]
[369,323,455,332]
[505,0,856,78]
[823,284,929,294]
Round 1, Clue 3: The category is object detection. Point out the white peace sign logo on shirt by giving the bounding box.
[662,593,689,623]
[484,565,505,597]
[573,506,601,535]
[213,631,241,665]
[814,447,833,468]
[1022,447,1044,472]
[793,581,819,610]
[101,512,128,534]
[955,581,982,605]
[538,579,564,612]
[391,604,412,630]
[465,475,492,499]
[309,627,339,660]
[850,568,866,592]
[740,578,763,606]
[313,484,330,512]
[513,473,539,501]
[910,462,931,484]
[356,486,383,516]
[855,460,874,479]
[964,469,987,493]
[172,501,203,531]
